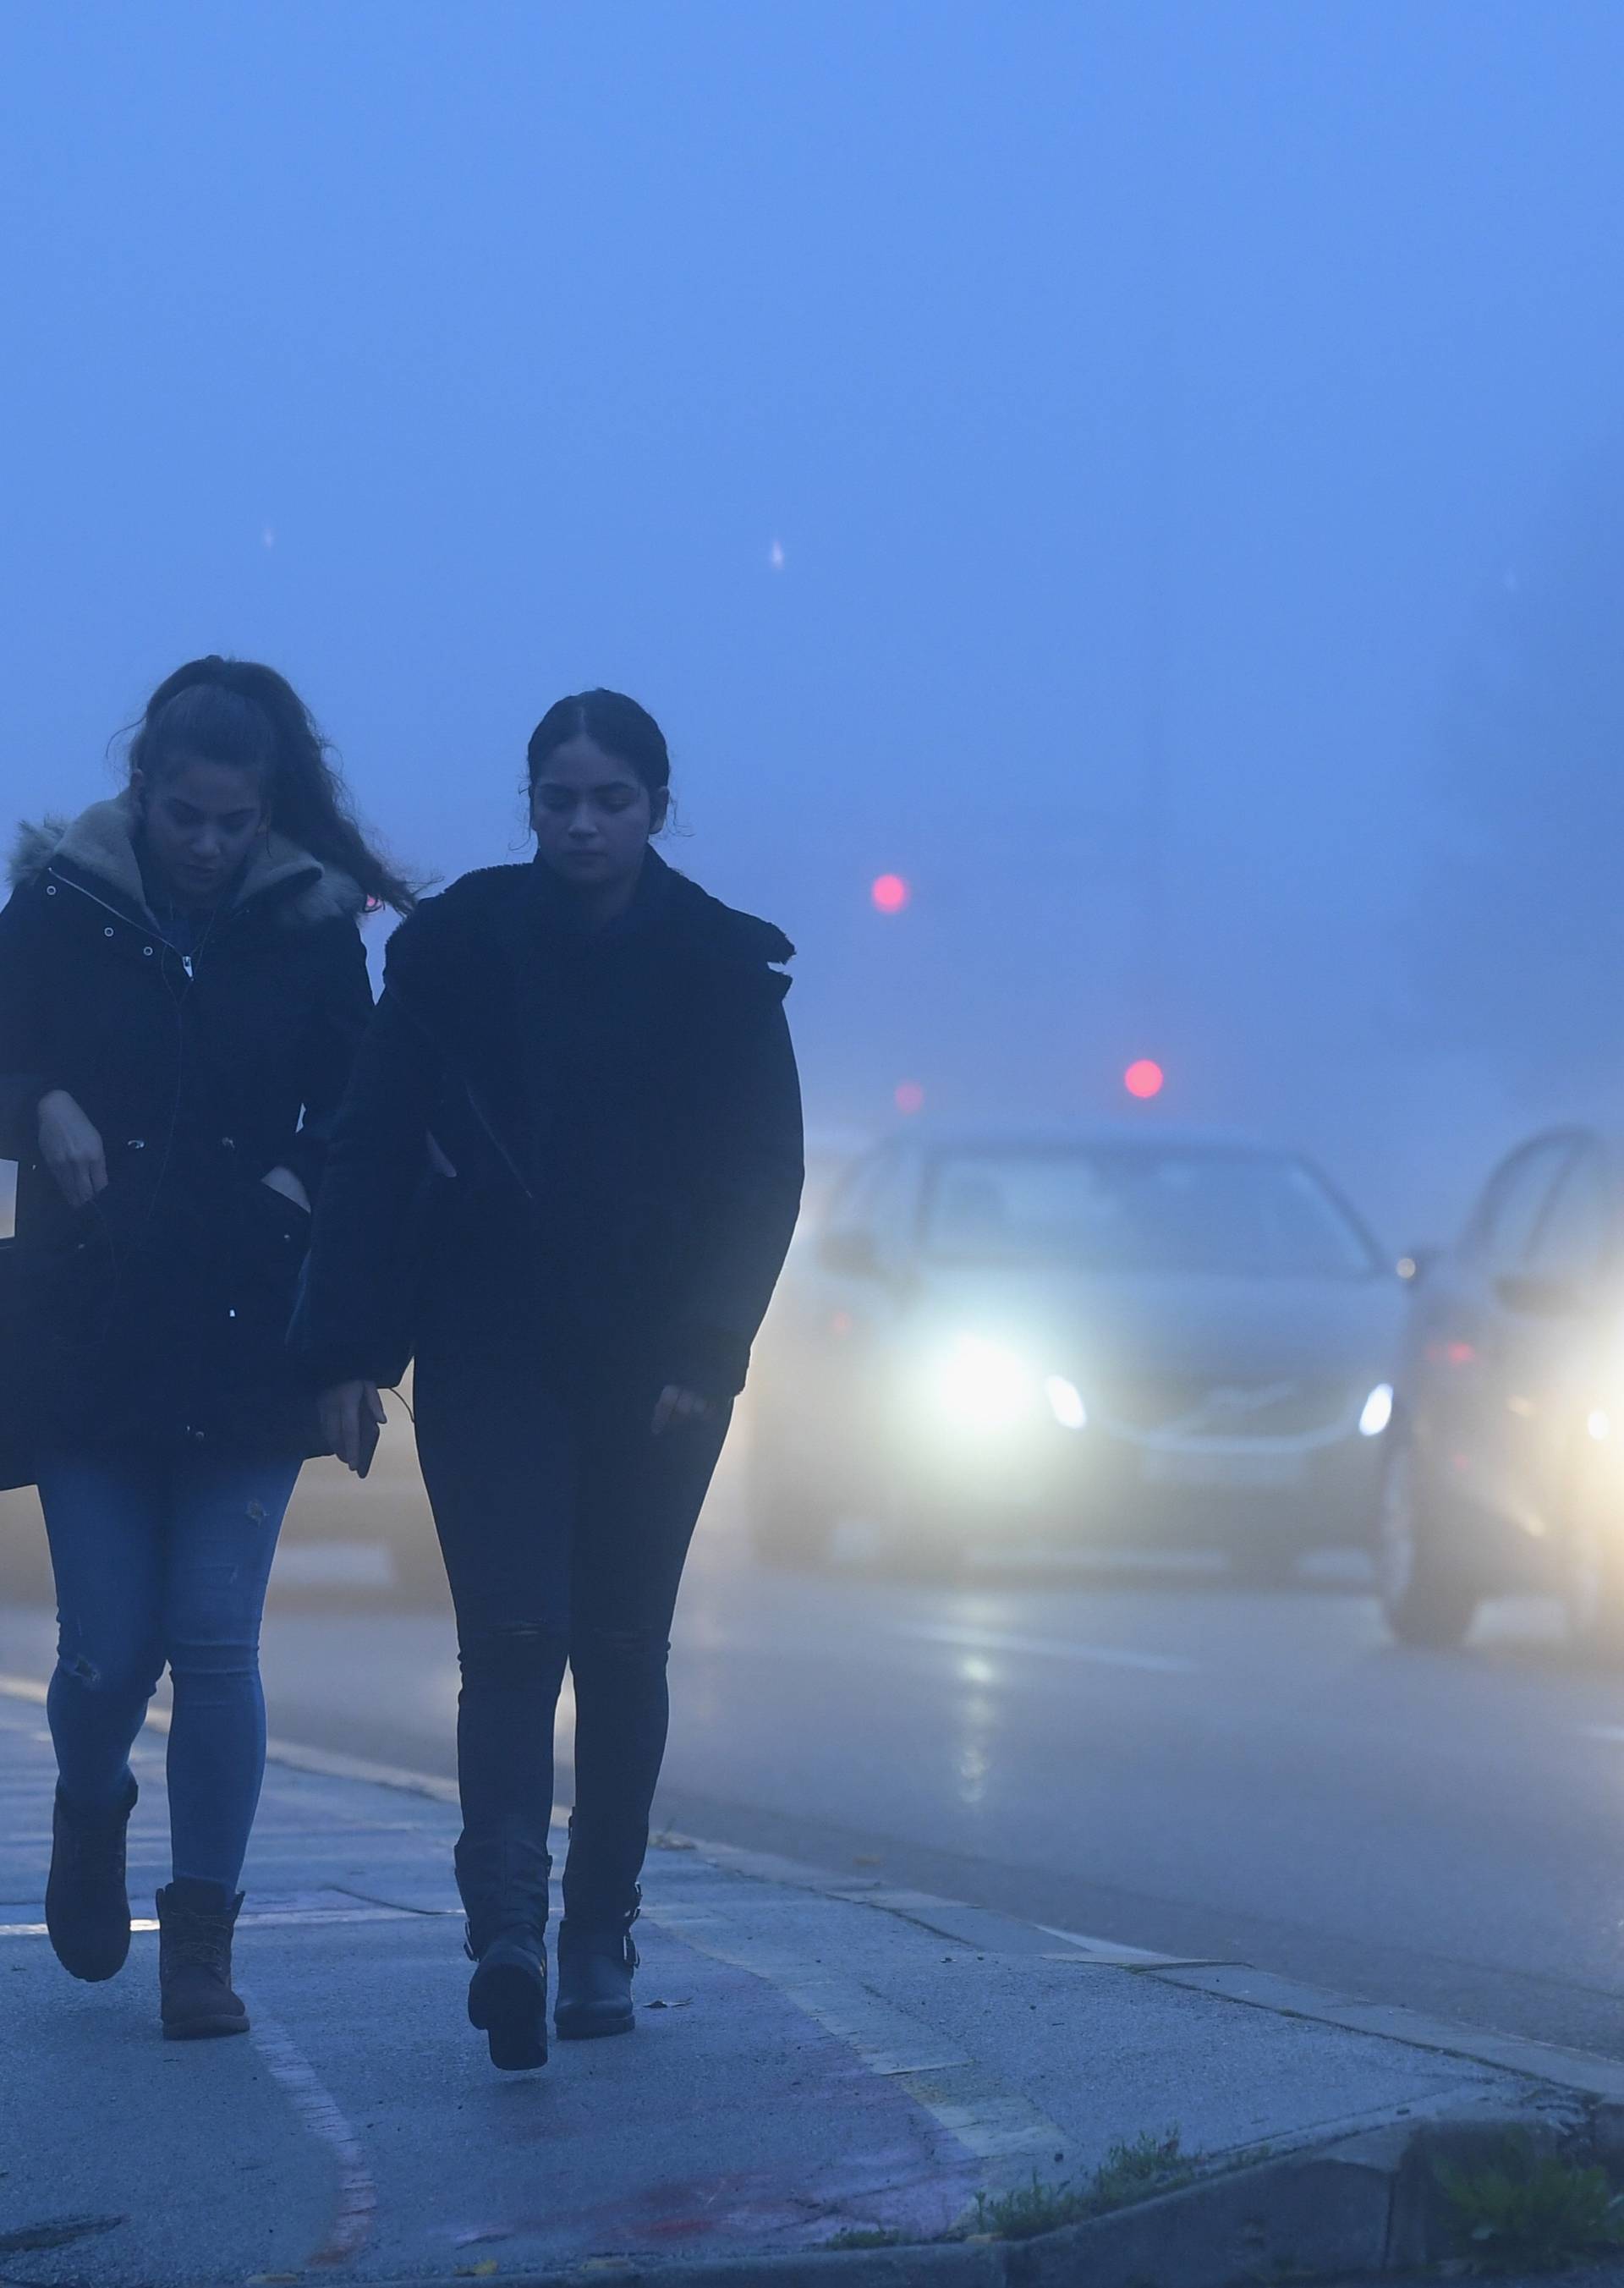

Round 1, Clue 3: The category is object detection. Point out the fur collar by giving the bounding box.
[8,793,365,928]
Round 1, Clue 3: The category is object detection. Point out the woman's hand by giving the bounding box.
[320,1380,387,1473]
[37,1089,107,1208]
[261,1164,311,1214]
[651,1384,713,1436]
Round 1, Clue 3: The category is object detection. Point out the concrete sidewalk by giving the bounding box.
[0,1685,1610,2288]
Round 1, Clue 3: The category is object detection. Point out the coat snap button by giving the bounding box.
[126,1139,145,1151]
[143,945,154,957]
[221,1137,235,1151]
[192,1429,206,1442]
[45,885,56,896]
[103,925,114,938]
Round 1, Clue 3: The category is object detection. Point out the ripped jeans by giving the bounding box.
[36,1449,299,1894]
[414,1352,730,1930]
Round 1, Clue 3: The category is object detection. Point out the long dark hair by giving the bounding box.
[128,656,417,914]
[525,689,672,809]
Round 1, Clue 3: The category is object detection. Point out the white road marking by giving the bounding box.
[240,2000,377,2267]
[643,1901,1074,2172]
[1036,1922,1189,1966]
[274,1540,396,1588]
[251,1735,461,1805]
[0,1905,435,1940]
[0,1673,463,1805]
[887,1622,1196,1674]
[0,1918,159,1939]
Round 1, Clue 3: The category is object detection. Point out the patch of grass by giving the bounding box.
[967,2176,1094,2241]
[820,2131,1191,2255]
[1091,2129,1192,2214]
[1435,2134,1624,2274]
[967,2130,1190,2243]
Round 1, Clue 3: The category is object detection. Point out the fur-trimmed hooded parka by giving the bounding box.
[0,792,374,1457]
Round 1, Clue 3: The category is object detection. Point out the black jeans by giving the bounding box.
[414,1345,730,1931]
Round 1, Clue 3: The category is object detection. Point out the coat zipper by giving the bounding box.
[47,864,287,978]
[50,866,197,976]
[48,868,151,934]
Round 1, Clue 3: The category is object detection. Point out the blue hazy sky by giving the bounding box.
[5,2,1622,1235]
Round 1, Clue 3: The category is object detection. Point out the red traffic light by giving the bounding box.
[1124,1059,1165,1101]
[871,873,910,914]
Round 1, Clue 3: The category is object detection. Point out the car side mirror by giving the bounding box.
[819,1226,885,1279]
[1494,1270,1588,1319]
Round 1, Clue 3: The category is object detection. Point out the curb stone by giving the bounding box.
[1009,2104,1574,2288]
[348,2252,1008,2286]
[347,2099,1591,2288]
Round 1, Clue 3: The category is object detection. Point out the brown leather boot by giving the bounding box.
[156,1880,248,2039]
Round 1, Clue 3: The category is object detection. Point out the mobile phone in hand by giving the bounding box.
[355,1404,381,1480]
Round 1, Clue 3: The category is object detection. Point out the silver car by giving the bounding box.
[748,1126,1402,1577]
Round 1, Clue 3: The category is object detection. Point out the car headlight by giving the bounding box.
[1044,1375,1088,1431]
[928,1336,1088,1435]
[933,1335,1034,1431]
[1358,1382,1394,1438]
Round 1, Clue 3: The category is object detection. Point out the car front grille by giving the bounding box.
[1090,1375,1357,1441]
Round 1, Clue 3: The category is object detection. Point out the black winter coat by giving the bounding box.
[292,848,804,1402]
[0,795,374,1458]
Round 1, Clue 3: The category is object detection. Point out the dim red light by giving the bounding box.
[871,873,910,914]
[1124,1059,1165,1100]
[895,1079,925,1116]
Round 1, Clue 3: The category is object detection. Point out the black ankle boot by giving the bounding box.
[156,1879,248,2040]
[457,1825,551,2072]
[555,1891,640,2041]
[46,1775,138,1983]
[467,1929,549,2072]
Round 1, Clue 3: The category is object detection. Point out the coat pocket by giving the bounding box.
[202,1181,321,1450]
[230,1177,312,1314]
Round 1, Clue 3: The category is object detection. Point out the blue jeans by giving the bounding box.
[36,1449,299,1894]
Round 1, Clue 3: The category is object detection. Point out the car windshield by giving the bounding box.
[920,1148,1380,1280]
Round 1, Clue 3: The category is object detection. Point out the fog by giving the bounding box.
[6,1,1624,1250]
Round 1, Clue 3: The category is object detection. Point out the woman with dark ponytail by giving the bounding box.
[0,656,409,2042]
[295,690,803,2072]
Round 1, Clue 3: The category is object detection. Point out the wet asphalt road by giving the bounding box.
[6,1438,1624,2063]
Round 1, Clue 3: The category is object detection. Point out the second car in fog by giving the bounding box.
[1380,1124,1624,1653]
[749,1127,1402,1576]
